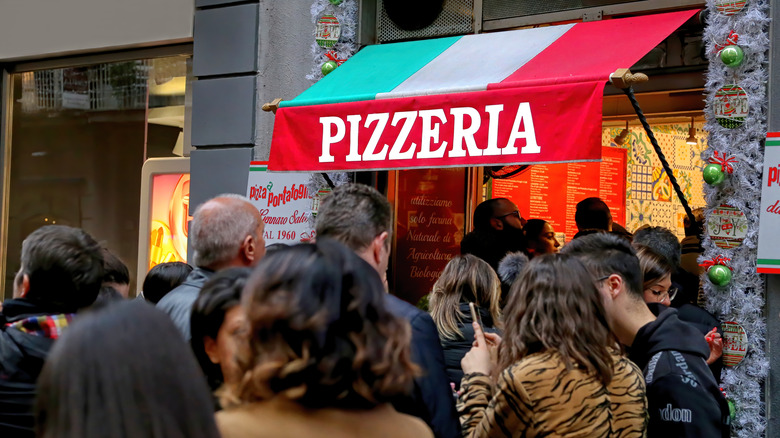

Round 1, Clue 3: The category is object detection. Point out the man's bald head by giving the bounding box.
[190,194,265,269]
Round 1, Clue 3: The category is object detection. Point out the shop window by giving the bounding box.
[2,55,191,298]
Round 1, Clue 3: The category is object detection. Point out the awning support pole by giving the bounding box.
[621,85,696,224]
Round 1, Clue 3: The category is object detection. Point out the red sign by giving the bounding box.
[269,81,604,172]
[392,168,467,305]
[491,146,627,241]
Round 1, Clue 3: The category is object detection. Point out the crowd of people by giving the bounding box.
[0,183,730,437]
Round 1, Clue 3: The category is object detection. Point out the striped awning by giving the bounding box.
[269,9,698,172]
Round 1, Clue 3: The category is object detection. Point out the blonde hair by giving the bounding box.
[429,255,502,340]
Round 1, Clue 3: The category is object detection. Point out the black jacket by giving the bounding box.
[0,299,70,437]
[630,304,730,438]
[155,267,213,341]
[384,294,461,438]
[439,303,499,389]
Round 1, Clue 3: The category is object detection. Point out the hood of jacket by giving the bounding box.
[629,304,710,370]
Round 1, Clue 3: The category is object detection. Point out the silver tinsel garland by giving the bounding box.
[307,0,359,82]
[701,1,770,436]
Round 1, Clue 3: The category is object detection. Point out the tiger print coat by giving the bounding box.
[457,350,648,437]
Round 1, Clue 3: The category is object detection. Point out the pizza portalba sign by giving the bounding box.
[246,162,315,245]
[757,133,780,273]
[269,81,604,172]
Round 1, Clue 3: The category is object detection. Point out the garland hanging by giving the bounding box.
[701,0,770,435]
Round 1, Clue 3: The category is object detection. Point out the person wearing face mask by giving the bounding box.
[523,219,561,257]
[461,198,527,271]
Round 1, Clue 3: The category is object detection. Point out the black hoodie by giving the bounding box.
[629,304,730,438]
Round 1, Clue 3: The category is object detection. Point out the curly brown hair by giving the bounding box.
[222,239,416,409]
[497,253,617,385]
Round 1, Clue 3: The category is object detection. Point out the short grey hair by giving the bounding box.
[190,194,261,268]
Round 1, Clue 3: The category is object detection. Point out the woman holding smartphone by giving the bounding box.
[458,254,647,437]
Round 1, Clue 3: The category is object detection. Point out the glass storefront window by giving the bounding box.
[2,55,191,298]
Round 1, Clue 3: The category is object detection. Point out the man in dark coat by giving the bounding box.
[460,198,526,271]
[0,225,104,437]
[156,194,265,341]
[316,183,461,438]
[562,233,730,438]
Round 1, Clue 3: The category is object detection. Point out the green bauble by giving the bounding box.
[321,60,338,76]
[728,400,736,422]
[708,264,733,286]
[329,0,343,4]
[703,164,726,186]
[720,45,744,68]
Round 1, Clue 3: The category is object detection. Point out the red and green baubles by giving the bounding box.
[716,30,744,68]
[703,151,737,186]
[701,256,733,286]
[321,60,338,76]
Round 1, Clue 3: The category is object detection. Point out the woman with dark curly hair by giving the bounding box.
[458,254,647,437]
[216,239,432,438]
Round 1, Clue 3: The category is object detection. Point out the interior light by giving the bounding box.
[686,116,698,145]
[614,120,630,145]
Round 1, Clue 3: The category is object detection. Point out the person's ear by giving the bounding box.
[204,336,220,364]
[606,274,623,300]
[489,217,504,230]
[241,234,256,264]
[20,274,30,298]
[371,232,389,266]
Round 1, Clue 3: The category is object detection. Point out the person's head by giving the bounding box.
[523,219,560,256]
[35,301,220,438]
[633,245,676,307]
[684,208,706,238]
[16,225,104,312]
[575,197,613,232]
[632,226,681,269]
[190,267,251,392]
[498,254,615,384]
[190,194,265,271]
[429,255,502,340]
[315,183,392,277]
[142,262,193,304]
[101,248,130,298]
[560,233,645,345]
[473,198,525,232]
[91,286,124,309]
[224,239,416,410]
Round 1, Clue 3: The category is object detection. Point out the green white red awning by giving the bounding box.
[269,9,698,172]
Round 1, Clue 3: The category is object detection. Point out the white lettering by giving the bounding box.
[449,107,482,158]
[388,111,418,160]
[482,104,504,156]
[362,113,390,161]
[659,404,692,423]
[505,102,541,154]
[345,114,362,162]
[417,109,449,159]
[319,116,345,163]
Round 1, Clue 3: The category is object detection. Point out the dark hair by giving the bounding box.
[35,300,220,438]
[315,184,393,252]
[91,285,124,309]
[20,225,104,311]
[142,262,193,304]
[575,197,612,231]
[498,254,616,384]
[472,198,507,230]
[101,248,129,285]
[190,267,251,391]
[632,226,681,268]
[523,219,547,243]
[560,233,643,299]
[264,243,289,254]
[224,239,416,410]
[683,208,705,237]
[633,245,675,291]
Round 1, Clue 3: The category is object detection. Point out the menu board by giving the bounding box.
[393,168,467,305]
[491,146,627,242]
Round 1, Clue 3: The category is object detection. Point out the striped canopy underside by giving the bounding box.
[283,9,699,109]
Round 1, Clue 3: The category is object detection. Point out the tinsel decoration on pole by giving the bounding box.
[702,0,770,436]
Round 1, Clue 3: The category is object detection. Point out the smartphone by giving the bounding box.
[469,302,483,331]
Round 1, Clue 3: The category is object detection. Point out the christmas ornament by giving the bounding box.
[714,84,749,129]
[324,50,347,66]
[321,60,338,76]
[720,45,745,67]
[315,14,341,48]
[722,321,748,366]
[708,263,733,286]
[715,0,747,15]
[703,163,726,185]
[729,400,737,422]
[328,0,343,4]
[707,205,748,249]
